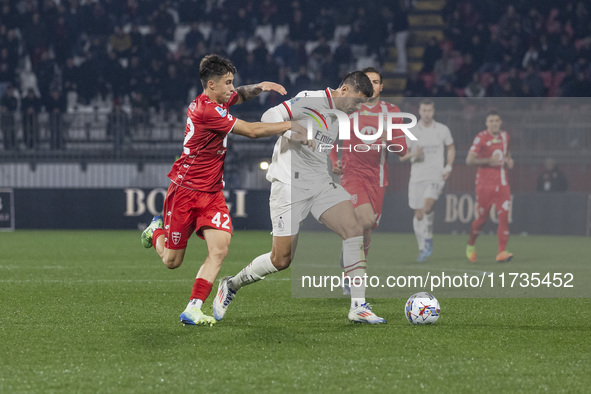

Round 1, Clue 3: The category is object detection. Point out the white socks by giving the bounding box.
[342,236,366,308]
[424,212,434,240]
[413,216,426,251]
[186,298,203,310]
[229,252,278,291]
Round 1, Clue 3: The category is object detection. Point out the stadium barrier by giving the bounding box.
[5,188,590,236]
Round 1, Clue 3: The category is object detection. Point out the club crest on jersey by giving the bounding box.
[172,232,181,245]
[189,102,196,111]
[215,106,227,117]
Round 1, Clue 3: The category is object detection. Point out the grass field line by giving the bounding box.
[0,265,67,269]
[0,277,292,283]
[436,268,493,275]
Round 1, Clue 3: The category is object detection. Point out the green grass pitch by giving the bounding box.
[0,230,589,393]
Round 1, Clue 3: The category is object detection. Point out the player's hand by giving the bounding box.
[410,146,424,163]
[505,157,514,169]
[258,81,287,95]
[442,164,452,180]
[488,155,504,166]
[332,160,343,176]
[290,122,316,149]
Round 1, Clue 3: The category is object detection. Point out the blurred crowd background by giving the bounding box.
[0,0,590,193]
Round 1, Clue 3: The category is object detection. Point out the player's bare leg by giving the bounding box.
[354,203,377,257]
[322,201,386,324]
[213,235,298,320]
[142,218,187,269]
[180,228,230,326]
[156,244,186,269]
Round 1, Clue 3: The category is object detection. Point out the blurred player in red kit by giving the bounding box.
[465,110,514,263]
[140,54,303,326]
[330,67,407,284]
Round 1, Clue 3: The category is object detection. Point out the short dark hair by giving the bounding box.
[339,71,373,97]
[486,109,501,118]
[362,67,382,83]
[199,54,237,88]
[419,98,434,107]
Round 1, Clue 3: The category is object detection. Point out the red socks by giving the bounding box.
[497,209,510,253]
[190,278,213,302]
[153,228,165,247]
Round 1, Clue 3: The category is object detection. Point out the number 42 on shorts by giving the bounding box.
[211,212,231,229]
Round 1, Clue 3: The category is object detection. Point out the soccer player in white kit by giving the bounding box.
[400,99,455,262]
[213,71,388,324]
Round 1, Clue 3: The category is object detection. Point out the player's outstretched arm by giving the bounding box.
[443,144,456,180]
[260,105,316,148]
[235,82,287,105]
[232,119,293,139]
[232,119,308,140]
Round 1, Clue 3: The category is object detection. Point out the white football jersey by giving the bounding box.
[407,120,453,183]
[264,88,338,188]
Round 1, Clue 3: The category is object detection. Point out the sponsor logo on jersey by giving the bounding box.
[172,232,181,245]
[215,106,227,117]
[277,216,284,231]
[351,194,358,204]
[189,102,196,111]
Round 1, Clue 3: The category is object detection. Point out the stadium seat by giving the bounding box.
[174,25,191,43]
[548,71,566,96]
[274,25,289,45]
[552,72,566,88]
[539,71,552,89]
[420,72,436,90]
[254,25,274,46]
[333,25,351,40]
[351,44,368,58]
[480,72,492,89]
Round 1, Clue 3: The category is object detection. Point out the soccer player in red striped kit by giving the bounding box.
[140,54,305,326]
[465,110,514,263]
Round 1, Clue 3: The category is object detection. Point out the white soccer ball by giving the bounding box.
[405,292,440,325]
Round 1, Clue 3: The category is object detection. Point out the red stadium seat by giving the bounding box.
[420,72,436,90]
[539,71,552,88]
[552,72,566,88]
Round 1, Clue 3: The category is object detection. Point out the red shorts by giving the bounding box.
[475,183,511,218]
[162,183,232,249]
[341,177,386,228]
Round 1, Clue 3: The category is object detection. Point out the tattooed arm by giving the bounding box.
[235,81,287,104]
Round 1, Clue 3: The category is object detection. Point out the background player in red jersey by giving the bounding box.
[466,110,514,263]
[140,54,303,326]
[329,68,407,287]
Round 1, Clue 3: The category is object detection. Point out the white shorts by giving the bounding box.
[408,180,445,210]
[270,180,351,236]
